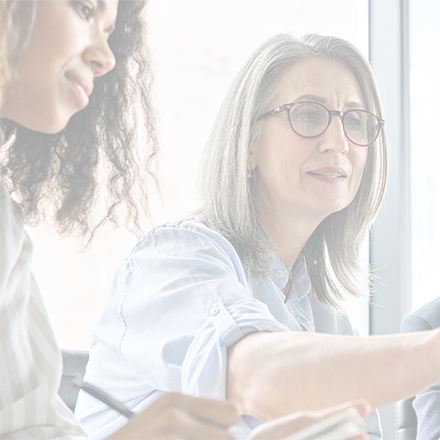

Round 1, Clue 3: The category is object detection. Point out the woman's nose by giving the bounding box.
[83,32,116,77]
[317,115,349,155]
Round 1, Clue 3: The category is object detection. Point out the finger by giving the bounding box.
[310,401,369,440]
[351,435,367,440]
[349,399,371,420]
[316,399,371,420]
[155,393,239,428]
[246,400,371,440]
[174,416,233,440]
[287,400,369,431]
[158,407,235,440]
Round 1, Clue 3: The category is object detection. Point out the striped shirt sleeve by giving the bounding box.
[0,183,87,439]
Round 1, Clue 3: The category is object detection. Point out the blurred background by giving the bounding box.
[29,0,370,349]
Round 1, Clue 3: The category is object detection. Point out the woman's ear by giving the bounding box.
[248,149,257,170]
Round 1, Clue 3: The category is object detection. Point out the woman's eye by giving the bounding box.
[300,111,319,121]
[73,1,96,20]
[293,104,326,124]
[345,114,363,130]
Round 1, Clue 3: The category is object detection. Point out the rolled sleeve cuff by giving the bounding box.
[209,300,289,348]
[182,299,383,440]
[181,298,290,400]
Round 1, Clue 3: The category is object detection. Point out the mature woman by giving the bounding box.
[77,35,387,438]
[77,35,440,439]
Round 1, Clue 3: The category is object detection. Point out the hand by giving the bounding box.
[246,400,371,440]
[105,392,239,440]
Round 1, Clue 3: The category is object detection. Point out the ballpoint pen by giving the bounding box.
[72,376,135,419]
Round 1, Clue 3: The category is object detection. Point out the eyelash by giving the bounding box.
[73,1,96,21]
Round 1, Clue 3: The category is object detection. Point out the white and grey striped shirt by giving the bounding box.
[0,182,86,439]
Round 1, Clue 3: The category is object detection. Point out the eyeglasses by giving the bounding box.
[257,101,385,147]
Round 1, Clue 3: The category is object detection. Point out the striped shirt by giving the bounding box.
[0,182,86,439]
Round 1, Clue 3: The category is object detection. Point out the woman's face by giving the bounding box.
[250,57,368,225]
[0,0,119,133]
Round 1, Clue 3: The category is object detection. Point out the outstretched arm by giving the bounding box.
[227,329,440,420]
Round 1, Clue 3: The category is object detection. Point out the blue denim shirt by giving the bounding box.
[75,217,382,439]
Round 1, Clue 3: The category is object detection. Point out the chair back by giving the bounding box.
[396,396,417,440]
[58,348,89,412]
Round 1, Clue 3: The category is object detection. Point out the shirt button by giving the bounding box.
[288,308,294,315]
[275,270,285,279]
[210,306,220,316]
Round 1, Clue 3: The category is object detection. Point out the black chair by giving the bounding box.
[58,349,89,412]
[396,396,417,440]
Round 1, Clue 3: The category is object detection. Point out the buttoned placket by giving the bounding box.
[271,255,315,332]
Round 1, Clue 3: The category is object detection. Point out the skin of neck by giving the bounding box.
[254,176,328,275]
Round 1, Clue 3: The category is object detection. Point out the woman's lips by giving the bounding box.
[65,73,93,110]
[307,167,347,183]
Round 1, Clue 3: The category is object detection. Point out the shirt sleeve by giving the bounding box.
[0,184,87,440]
[401,313,440,440]
[115,220,290,399]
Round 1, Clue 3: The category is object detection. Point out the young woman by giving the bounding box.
[0,1,239,438]
[0,2,369,439]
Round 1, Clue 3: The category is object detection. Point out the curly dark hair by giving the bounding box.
[0,0,159,239]
[0,0,11,102]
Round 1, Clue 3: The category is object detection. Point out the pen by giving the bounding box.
[72,376,135,419]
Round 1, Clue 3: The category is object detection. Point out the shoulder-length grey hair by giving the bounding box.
[197,33,388,308]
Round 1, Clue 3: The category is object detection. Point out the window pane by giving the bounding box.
[409,0,440,311]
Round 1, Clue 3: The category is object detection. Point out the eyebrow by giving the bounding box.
[97,0,106,11]
[294,94,365,109]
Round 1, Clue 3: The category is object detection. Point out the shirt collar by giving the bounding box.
[270,254,311,301]
[289,255,312,301]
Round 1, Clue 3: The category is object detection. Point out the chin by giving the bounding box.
[37,122,69,134]
[1,96,74,134]
[20,111,72,134]
[315,202,349,218]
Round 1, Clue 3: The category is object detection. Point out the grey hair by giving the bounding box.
[197,33,388,309]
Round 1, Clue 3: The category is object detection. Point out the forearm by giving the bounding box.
[227,329,440,419]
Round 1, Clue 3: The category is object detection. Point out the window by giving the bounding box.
[409,0,440,311]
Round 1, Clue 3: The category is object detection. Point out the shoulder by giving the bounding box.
[0,181,23,220]
[0,181,26,257]
[128,217,244,272]
[401,297,440,332]
[152,217,228,241]
[0,181,8,199]
[137,217,236,253]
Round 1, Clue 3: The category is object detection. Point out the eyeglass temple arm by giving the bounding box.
[257,105,288,121]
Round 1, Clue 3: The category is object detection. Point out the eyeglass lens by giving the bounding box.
[289,102,380,146]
